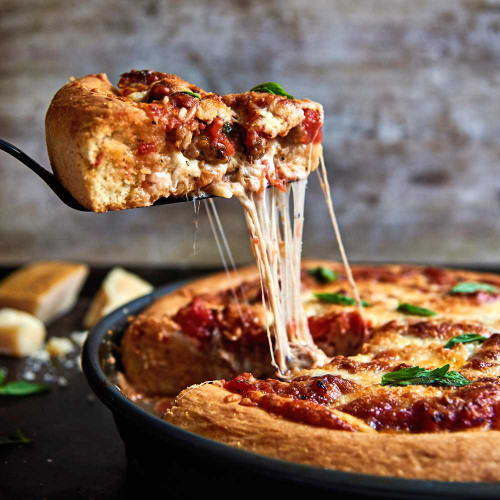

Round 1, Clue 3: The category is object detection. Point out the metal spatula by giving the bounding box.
[0,138,214,212]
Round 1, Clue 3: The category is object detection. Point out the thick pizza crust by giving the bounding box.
[165,382,500,482]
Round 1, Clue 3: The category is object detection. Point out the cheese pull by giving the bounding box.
[0,308,46,357]
[0,261,89,324]
[84,267,153,328]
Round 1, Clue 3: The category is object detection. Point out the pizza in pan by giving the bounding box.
[121,261,500,481]
[45,70,322,212]
[46,70,500,482]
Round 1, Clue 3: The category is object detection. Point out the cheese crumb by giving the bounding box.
[70,331,88,347]
[46,337,74,357]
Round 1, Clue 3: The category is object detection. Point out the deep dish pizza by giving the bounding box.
[121,261,500,481]
[46,70,500,482]
[45,70,322,212]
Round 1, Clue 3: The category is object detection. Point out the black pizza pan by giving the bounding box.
[82,280,500,500]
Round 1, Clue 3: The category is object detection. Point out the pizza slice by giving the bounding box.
[45,70,323,212]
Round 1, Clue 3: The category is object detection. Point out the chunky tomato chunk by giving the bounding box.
[173,297,216,342]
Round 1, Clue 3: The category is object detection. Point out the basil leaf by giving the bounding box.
[381,364,470,387]
[250,82,294,99]
[172,91,201,100]
[439,371,472,387]
[397,303,436,317]
[315,292,371,307]
[0,367,6,386]
[308,267,339,284]
[0,381,49,396]
[451,282,499,294]
[0,430,31,445]
[444,333,488,349]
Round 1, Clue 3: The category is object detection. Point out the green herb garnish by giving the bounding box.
[172,90,201,100]
[250,82,294,99]
[397,303,436,317]
[315,292,370,307]
[308,267,339,284]
[381,364,470,387]
[0,380,49,396]
[451,282,499,295]
[0,430,31,446]
[444,333,488,349]
[0,368,6,386]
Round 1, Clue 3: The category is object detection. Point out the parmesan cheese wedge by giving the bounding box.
[0,261,89,324]
[84,267,153,328]
[0,308,46,357]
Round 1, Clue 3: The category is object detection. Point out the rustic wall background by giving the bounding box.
[1,0,500,266]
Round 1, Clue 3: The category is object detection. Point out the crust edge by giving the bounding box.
[165,382,500,482]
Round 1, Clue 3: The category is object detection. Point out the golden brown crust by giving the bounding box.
[165,382,500,482]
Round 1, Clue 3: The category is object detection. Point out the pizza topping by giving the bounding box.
[224,372,358,405]
[463,334,500,368]
[396,303,436,317]
[404,321,488,340]
[298,109,323,144]
[137,143,157,156]
[338,379,500,432]
[215,304,265,342]
[308,311,368,356]
[173,299,266,345]
[173,298,216,343]
[307,267,339,284]
[250,82,294,100]
[315,292,370,307]
[381,364,470,387]
[352,266,417,283]
[451,282,499,295]
[423,266,456,285]
[171,90,201,101]
[444,333,488,349]
[204,118,236,158]
[117,69,164,95]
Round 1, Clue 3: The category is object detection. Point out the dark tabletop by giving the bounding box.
[0,266,216,500]
[3,263,500,499]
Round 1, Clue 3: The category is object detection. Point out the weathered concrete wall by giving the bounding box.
[1,0,500,265]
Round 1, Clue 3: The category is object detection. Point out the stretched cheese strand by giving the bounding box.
[205,199,247,314]
[239,181,326,376]
[316,154,366,326]
[208,199,249,304]
[192,199,201,255]
[241,190,289,372]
